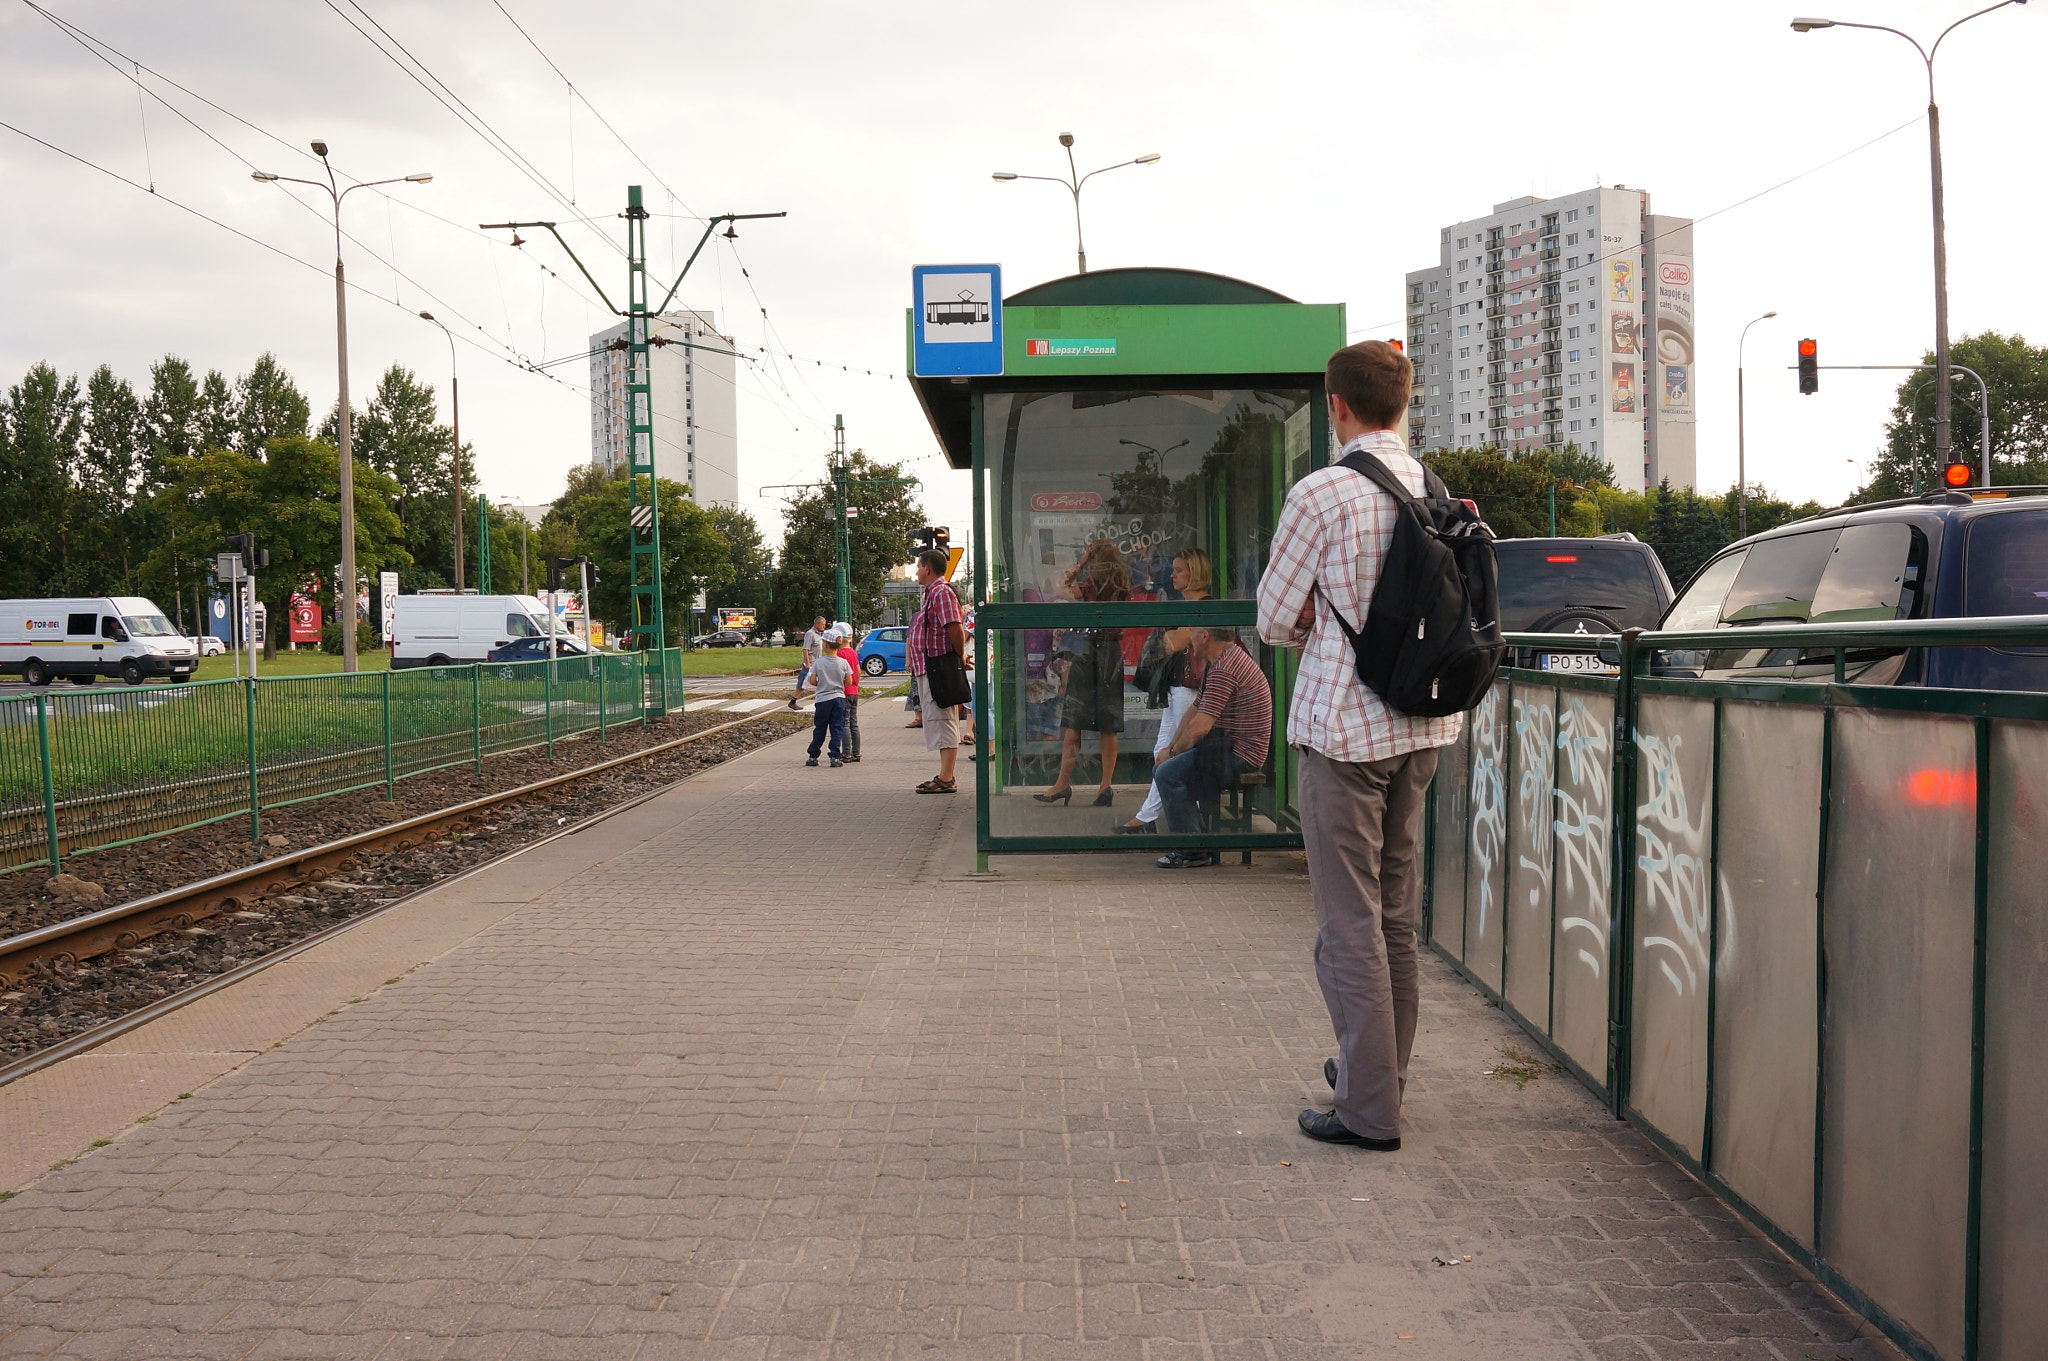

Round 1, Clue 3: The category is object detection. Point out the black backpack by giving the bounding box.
[1323,449,1503,718]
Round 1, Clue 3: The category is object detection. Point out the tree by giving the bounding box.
[704,504,774,630]
[76,365,146,591]
[143,356,204,486]
[0,364,82,597]
[146,435,410,656]
[1645,478,1728,588]
[1422,444,1605,539]
[198,369,238,453]
[537,466,727,645]
[235,353,310,455]
[1707,483,1825,538]
[768,451,927,635]
[347,365,466,591]
[1854,331,2048,499]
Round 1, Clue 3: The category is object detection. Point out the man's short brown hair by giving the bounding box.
[916,548,950,578]
[1325,340,1412,429]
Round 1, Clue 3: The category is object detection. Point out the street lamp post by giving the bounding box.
[992,133,1160,274]
[1736,310,1778,539]
[418,312,463,591]
[1792,2,2028,481]
[252,145,432,671]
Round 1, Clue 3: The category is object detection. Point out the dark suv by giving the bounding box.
[1495,535,1675,674]
[1653,489,2048,690]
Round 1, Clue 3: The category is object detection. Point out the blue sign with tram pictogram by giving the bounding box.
[912,264,1003,377]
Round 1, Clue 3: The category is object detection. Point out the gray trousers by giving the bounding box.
[1298,743,1440,1141]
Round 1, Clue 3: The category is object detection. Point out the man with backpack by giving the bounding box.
[1256,339,1497,1152]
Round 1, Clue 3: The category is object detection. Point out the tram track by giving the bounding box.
[0,708,804,1085]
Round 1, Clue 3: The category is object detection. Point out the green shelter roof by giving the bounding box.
[1004,267,1296,307]
[909,269,1336,470]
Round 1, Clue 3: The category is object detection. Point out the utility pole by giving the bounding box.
[477,497,492,593]
[762,418,919,630]
[418,312,463,589]
[831,415,852,624]
[484,193,783,713]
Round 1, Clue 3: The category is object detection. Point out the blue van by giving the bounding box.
[1655,489,2048,690]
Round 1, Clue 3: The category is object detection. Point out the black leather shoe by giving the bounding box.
[1324,1058,1338,1090]
[1155,851,1213,869]
[1297,1107,1399,1150]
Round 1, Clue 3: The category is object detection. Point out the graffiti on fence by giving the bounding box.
[1469,687,1506,945]
[1554,695,1612,976]
[1514,692,1555,907]
[1635,726,1712,998]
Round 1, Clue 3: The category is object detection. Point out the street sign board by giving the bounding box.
[215,552,244,581]
[912,264,1002,377]
[380,571,399,643]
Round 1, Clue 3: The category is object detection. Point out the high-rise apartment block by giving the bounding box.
[589,309,739,508]
[1405,187,1696,493]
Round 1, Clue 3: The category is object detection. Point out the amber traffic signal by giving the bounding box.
[1797,339,1818,395]
[1944,459,1973,489]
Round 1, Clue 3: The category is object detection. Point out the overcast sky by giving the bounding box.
[2,0,2041,554]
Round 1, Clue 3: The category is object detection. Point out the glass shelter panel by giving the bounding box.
[1820,709,1974,1361]
[1551,688,1614,1080]
[1430,728,1472,962]
[1980,719,2048,1361]
[980,624,1283,843]
[1504,684,1556,1027]
[1629,694,1714,1159]
[1465,682,1508,994]
[984,388,1312,603]
[1710,701,1821,1248]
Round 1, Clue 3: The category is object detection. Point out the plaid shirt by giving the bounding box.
[1194,640,1272,769]
[1255,430,1465,763]
[906,578,963,676]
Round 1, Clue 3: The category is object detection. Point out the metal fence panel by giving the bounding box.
[45,679,254,859]
[1429,727,1470,962]
[387,666,476,779]
[1551,689,1614,1081]
[1505,682,1556,1027]
[1629,693,1715,1160]
[1710,699,1822,1247]
[1821,708,1976,1361]
[1983,718,2048,1361]
[0,697,51,871]
[253,671,387,808]
[1465,682,1508,993]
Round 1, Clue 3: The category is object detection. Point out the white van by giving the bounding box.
[0,596,199,686]
[390,593,555,669]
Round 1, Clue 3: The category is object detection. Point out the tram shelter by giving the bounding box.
[910,267,1346,864]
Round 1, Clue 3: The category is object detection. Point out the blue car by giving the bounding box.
[855,627,906,677]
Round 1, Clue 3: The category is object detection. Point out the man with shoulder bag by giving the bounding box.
[1256,339,1501,1151]
[908,548,970,793]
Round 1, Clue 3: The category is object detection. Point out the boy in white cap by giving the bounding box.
[830,624,863,762]
[802,626,853,767]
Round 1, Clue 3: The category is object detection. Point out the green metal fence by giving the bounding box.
[1425,619,2048,1361]
[0,650,683,876]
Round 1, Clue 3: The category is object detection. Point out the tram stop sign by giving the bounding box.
[912,264,1003,377]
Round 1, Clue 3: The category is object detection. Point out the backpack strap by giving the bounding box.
[1337,448,1448,503]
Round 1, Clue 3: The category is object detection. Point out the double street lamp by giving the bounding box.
[993,133,1160,275]
[1792,1,2028,479]
[252,143,432,671]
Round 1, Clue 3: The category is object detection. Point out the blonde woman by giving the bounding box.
[1121,548,1211,833]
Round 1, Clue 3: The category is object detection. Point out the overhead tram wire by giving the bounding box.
[485,0,701,222]
[320,0,622,259]
[16,0,614,324]
[0,117,590,400]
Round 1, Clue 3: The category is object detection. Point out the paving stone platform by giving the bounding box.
[0,714,1902,1359]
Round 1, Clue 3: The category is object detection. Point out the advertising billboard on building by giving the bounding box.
[1653,255,1696,420]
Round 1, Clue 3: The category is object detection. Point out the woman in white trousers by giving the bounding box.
[1121,550,1210,833]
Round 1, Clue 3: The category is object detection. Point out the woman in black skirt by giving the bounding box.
[1036,538,1129,808]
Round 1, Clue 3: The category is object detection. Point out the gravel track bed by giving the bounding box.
[0,710,805,1064]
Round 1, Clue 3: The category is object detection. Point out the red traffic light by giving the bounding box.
[1388,339,1405,353]
[1943,461,1973,489]
[1798,338,1819,395]
[1798,339,1817,358]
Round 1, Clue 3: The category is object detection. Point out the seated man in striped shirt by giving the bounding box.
[1150,627,1271,870]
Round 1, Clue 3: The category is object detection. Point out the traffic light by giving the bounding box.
[912,526,951,554]
[931,526,951,553]
[223,532,269,569]
[1797,338,1818,395]
[1943,455,1974,489]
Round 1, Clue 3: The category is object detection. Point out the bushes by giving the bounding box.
[320,619,382,655]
